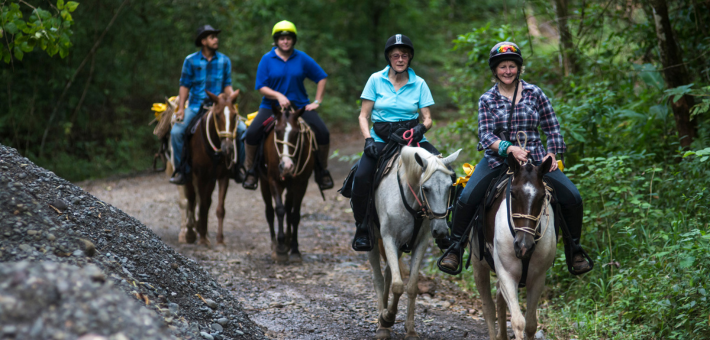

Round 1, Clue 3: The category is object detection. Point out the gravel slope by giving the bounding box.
[0,143,266,340]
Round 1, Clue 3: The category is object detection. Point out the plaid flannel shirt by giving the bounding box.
[179,51,232,112]
[477,80,566,168]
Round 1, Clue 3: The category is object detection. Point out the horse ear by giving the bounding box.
[294,106,306,120]
[206,90,219,104]
[507,151,519,173]
[539,156,553,178]
[272,102,282,115]
[414,152,428,171]
[442,148,462,166]
[230,89,240,103]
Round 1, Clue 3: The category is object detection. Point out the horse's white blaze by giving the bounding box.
[222,106,231,134]
[522,182,538,211]
[281,122,294,169]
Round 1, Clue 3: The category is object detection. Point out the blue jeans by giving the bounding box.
[171,106,200,173]
[458,158,582,208]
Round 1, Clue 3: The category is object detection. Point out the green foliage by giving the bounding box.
[0,0,79,63]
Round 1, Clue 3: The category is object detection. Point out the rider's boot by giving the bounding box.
[315,144,334,190]
[242,143,259,190]
[561,201,593,275]
[169,172,187,185]
[438,200,477,272]
[351,192,372,251]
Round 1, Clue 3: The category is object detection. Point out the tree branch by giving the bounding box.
[39,0,130,158]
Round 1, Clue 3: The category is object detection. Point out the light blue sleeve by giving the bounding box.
[360,74,377,101]
[418,79,435,108]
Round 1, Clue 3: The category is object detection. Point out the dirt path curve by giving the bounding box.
[79,134,489,339]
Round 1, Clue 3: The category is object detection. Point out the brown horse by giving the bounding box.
[260,104,317,263]
[178,89,241,245]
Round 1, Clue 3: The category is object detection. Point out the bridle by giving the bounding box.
[205,106,239,169]
[504,163,553,242]
[273,107,318,177]
[397,164,451,221]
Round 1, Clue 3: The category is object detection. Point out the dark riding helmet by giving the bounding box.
[195,25,222,47]
[488,41,523,70]
[384,34,414,64]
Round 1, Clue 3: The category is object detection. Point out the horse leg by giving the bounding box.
[403,234,430,339]
[496,269,524,340]
[379,235,403,331]
[286,182,307,263]
[215,176,229,245]
[367,244,391,340]
[495,282,510,340]
[523,272,546,339]
[177,185,191,243]
[269,179,288,263]
[184,179,198,244]
[196,177,216,246]
[472,259,497,340]
[260,178,276,245]
[379,240,410,279]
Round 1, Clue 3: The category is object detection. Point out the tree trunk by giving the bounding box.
[553,0,578,76]
[650,0,696,148]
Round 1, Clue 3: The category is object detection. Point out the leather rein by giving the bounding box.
[272,107,318,177]
[204,106,239,169]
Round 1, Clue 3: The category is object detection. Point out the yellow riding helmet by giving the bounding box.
[272,20,297,38]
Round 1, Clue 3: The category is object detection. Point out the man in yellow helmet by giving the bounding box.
[242,20,333,190]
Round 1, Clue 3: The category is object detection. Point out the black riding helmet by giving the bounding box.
[384,34,414,72]
[488,41,523,71]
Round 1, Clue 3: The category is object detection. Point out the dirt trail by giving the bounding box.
[80,134,489,339]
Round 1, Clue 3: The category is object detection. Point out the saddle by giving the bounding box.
[340,119,426,253]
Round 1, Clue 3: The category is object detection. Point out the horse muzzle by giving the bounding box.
[514,232,536,260]
[279,158,295,178]
[430,219,449,240]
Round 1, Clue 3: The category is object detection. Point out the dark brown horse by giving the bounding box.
[260,104,317,263]
[179,89,241,245]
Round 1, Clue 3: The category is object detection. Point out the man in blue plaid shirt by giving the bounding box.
[170,25,237,185]
[438,42,592,276]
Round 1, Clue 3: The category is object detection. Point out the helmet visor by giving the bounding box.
[496,44,519,54]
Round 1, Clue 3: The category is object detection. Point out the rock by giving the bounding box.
[170,263,178,270]
[47,233,56,241]
[211,323,223,332]
[18,244,32,252]
[108,333,129,340]
[27,230,38,236]
[441,301,451,309]
[233,330,244,335]
[50,198,68,211]
[535,330,546,339]
[78,238,96,257]
[18,173,27,179]
[200,332,214,340]
[417,280,436,295]
[215,317,229,326]
[204,298,218,309]
[168,303,180,316]
[77,334,108,340]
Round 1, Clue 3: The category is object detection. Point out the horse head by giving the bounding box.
[206,90,240,165]
[407,147,461,240]
[507,152,553,260]
[272,103,306,178]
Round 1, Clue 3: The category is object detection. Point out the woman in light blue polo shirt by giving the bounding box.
[351,34,440,250]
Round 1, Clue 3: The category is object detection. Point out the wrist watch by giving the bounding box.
[313,100,321,105]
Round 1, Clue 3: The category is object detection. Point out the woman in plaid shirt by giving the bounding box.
[439,42,592,275]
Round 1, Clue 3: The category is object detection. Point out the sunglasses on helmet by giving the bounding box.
[496,45,519,53]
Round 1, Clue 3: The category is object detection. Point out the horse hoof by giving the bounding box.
[374,328,391,339]
[289,252,302,263]
[271,251,289,263]
[404,332,420,340]
[378,311,395,328]
[216,236,225,246]
[197,237,211,246]
[178,230,187,244]
[185,230,197,244]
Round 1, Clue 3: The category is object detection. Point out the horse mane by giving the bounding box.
[398,146,453,187]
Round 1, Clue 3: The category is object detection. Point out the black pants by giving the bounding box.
[351,141,439,223]
[245,107,329,146]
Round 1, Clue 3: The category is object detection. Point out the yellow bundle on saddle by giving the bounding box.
[151,96,178,121]
[245,111,259,127]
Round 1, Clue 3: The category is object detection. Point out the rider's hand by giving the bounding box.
[410,123,427,143]
[542,153,558,172]
[507,145,530,164]
[304,102,320,111]
[364,138,379,159]
[175,108,185,121]
[277,93,291,110]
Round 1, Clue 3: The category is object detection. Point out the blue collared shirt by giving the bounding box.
[179,51,232,112]
[360,66,435,142]
[255,47,328,110]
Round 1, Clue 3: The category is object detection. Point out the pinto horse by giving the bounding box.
[177,90,241,245]
[471,153,556,340]
[260,104,317,263]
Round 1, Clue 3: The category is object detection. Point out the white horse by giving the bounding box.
[368,146,461,340]
[471,154,556,340]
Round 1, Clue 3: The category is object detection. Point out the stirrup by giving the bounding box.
[567,246,594,275]
[437,242,465,275]
[351,222,374,251]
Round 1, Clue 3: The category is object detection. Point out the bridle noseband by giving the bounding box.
[273,107,318,177]
[505,163,552,242]
[205,105,239,168]
[397,166,451,221]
